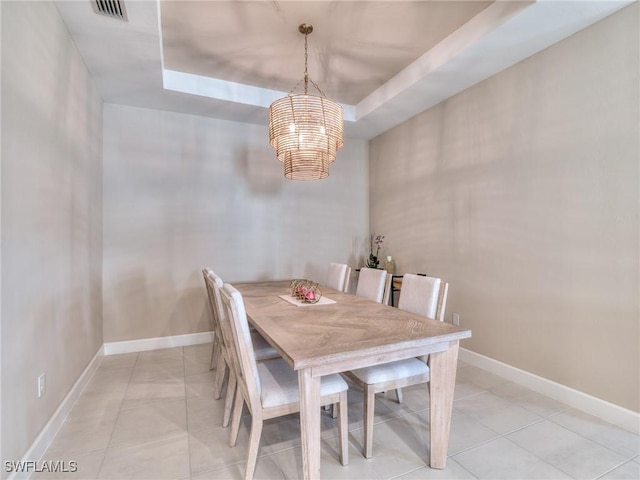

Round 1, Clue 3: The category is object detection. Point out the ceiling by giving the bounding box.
[55,0,633,139]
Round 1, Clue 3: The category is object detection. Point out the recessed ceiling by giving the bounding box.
[160,1,492,105]
[55,0,633,139]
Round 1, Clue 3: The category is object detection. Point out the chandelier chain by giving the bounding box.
[304,30,309,95]
[286,27,327,98]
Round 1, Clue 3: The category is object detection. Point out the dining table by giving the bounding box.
[234,280,472,480]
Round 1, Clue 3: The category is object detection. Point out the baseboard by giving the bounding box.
[10,346,105,480]
[103,331,213,355]
[459,348,640,434]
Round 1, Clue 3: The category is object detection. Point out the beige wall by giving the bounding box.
[102,104,369,343]
[1,0,103,466]
[370,4,639,412]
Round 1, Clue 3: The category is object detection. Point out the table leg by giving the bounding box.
[428,341,459,469]
[299,368,321,480]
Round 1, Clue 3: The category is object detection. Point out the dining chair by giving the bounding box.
[203,269,279,428]
[220,283,349,480]
[397,274,441,317]
[326,262,352,293]
[355,267,389,303]
[344,275,447,458]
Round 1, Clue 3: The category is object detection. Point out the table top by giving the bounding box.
[234,280,471,373]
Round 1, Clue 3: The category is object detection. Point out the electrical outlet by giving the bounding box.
[38,373,46,398]
[452,313,460,326]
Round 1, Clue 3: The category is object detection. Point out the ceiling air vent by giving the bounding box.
[91,0,128,22]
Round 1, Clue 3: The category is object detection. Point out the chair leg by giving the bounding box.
[244,416,263,480]
[364,386,375,459]
[229,388,245,447]
[213,357,227,400]
[395,388,404,404]
[332,403,338,419]
[222,372,237,427]
[338,391,349,466]
[209,336,220,370]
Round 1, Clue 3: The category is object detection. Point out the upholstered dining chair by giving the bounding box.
[220,283,349,480]
[397,274,441,317]
[344,275,447,459]
[203,269,279,428]
[326,262,351,293]
[355,267,389,303]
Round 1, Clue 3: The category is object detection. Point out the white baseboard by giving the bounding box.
[459,348,640,434]
[103,331,213,355]
[11,346,105,480]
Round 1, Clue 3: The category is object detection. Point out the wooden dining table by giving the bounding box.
[234,280,472,480]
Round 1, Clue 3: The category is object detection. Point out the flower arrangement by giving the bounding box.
[367,234,385,268]
[290,279,322,304]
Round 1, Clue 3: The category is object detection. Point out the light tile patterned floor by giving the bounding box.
[34,344,639,479]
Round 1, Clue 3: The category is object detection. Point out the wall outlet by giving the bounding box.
[452,313,460,326]
[38,373,46,398]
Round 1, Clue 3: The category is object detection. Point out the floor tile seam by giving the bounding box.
[449,408,548,444]
[464,388,552,418]
[500,430,629,480]
[540,407,572,420]
[64,404,125,423]
[593,457,640,480]
[450,457,481,480]
[106,427,190,451]
[189,457,246,477]
[509,401,573,420]
[386,464,424,480]
[448,434,503,458]
[257,442,300,458]
[452,390,487,403]
[496,415,549,437]
[496,434,576,478]
[388,406,428,423]
[44,444,108,459]
[119,396,189,413]
[96,352,139,478]
[128,374,188,384]
[447,416,548,458]
[544,415,638,460]
[258,441,358,478]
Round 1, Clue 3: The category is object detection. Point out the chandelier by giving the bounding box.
[268,24,344,180]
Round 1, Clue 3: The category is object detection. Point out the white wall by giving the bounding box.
[369,4,639,412]
[1,0,103,466]
[103,104,369,342]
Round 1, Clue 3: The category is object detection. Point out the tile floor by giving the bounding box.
[35,344,639,479]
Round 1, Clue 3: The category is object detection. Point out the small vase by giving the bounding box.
[384,256,395,274]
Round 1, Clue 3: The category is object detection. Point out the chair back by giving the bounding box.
[326,262,349,292]
[398,274,441,318]
[343,266,352,293]
[436,282,449,322]
[219,283,262,414]
[382,272,393,305]
[202,268,217,331]
[203,269,224,326]
[356,267,388,303]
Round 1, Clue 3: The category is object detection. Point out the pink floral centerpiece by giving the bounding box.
[290,279,322,304]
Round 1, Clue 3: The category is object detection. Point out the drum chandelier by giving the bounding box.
[268,24,344,180]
